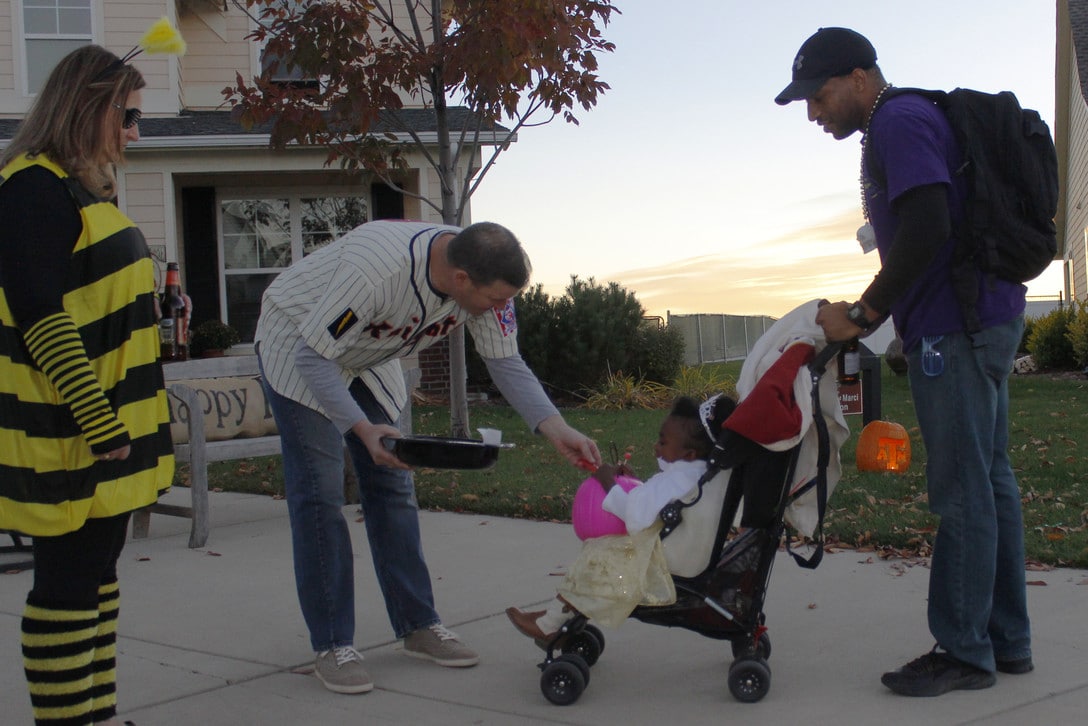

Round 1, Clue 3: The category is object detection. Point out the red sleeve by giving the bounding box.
[723,343,814,445]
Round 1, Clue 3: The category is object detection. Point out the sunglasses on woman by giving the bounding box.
[112,103,142,129]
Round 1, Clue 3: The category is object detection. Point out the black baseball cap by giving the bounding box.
[775,27,877,105]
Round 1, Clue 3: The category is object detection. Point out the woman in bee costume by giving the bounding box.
[0,24,183,724]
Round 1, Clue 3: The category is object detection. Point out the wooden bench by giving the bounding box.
[132,355,419,549]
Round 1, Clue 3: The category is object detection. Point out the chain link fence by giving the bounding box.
[666,313,777,365]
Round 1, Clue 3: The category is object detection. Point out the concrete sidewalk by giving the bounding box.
[2,488,1086,725]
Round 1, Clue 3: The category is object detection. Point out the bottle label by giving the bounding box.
[843,351,860,376]
[159,318,176,345]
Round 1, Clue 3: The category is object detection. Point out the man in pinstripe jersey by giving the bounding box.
[255,219,602,694]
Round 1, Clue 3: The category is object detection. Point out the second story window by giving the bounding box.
[22,0,93,93]
[259,0,319,90]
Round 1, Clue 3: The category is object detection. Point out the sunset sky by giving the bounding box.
[471,0,1064,321]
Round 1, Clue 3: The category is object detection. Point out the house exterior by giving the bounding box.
[0,0,492,348]
[1057,0,1088,302]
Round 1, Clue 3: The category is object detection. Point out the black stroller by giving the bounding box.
[528,341,845,706]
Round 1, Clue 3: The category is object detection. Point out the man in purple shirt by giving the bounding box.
[776,27,1032,697]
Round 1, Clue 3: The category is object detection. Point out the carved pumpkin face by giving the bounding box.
[856,420,911,472]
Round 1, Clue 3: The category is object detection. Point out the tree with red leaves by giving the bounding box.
[225,0,617,435]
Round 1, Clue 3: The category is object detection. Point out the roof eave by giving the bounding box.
[124,130,517,151]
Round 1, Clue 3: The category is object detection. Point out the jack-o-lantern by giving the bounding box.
[856,420,911,472]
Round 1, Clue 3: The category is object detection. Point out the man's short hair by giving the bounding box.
[447,222,532,289]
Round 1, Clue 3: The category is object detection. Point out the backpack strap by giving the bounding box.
[862,87,947,186]
[860,87,985,334]
[784,343,838,570]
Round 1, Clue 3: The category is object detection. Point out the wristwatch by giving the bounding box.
[846,301,874,331]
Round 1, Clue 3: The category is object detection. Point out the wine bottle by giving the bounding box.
[838,337,860,385]
[160,262,187,361]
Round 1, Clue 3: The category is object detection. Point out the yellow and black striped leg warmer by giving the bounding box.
[22,601,98,726]
[89,580,120,723]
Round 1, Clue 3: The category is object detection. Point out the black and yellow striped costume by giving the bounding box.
[0,154,174,725]
[0,154,173,533]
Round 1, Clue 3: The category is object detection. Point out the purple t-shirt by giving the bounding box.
[864,93,1025,352]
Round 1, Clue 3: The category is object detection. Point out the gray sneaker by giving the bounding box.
[403,624,479,667]
[314,646,373,694]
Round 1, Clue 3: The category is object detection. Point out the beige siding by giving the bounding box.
[121,170,167,252]
[2,1,462,329]
[174,3,429,110]
[0,1,181,113]
[178,5,251,110]
[102,1,175,94]
[1065,62,1088,301]
[0,2,12,92]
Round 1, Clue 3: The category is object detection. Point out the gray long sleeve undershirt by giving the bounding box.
[483,354,560,432]
[293,338,559,435]
[293,337,367,433]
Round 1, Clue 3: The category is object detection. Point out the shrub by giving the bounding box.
[1019,316,1035,355]
[669,365,738,401]
[466,278,658,401]
[1026,307,1077,370]
[189,319,241,357]
[629,321,685,385]
[551,276,645,395]
[582,370,671,410]
[1065,300,1088,369]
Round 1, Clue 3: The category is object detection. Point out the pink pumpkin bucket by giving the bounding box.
[571,475,639,540]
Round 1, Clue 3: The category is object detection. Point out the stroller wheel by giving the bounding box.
[728,657,771,703]
[731,633,771,660]
[553,653,591,686]
[562,628,603,667]
[540,658,586,705]
[583,623,606,654]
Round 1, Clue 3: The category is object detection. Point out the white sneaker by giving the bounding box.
[314,646,373,694]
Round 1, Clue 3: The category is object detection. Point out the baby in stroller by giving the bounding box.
[506,393,736,642]
[508,300,852,705]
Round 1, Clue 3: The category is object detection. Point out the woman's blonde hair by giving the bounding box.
[1,45,146,198]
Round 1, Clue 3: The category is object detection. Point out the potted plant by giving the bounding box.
[189,319,241,358]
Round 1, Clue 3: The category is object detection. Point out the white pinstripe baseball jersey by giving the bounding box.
[255,220,521,420]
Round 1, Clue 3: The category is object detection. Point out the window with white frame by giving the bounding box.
[21,0,93,94]
[218,192,369,340]
[259,0,319,89]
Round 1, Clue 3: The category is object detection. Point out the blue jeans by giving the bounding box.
[906,317,1031,672]
[258,357,439,651]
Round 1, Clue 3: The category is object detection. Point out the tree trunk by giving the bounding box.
[448,326,469,437]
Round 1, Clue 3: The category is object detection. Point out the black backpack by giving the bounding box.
[868,87,1059,332]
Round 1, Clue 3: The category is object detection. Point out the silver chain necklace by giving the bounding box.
[859,83,894,223]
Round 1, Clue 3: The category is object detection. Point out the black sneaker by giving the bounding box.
[996,656,1034,674]
[881,647,996,697]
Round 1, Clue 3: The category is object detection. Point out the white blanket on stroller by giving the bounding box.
[730,299,851,537]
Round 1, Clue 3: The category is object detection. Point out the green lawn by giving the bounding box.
[185,362,1088,568]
